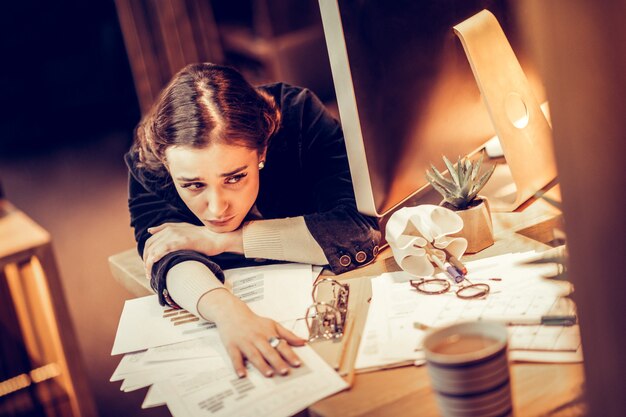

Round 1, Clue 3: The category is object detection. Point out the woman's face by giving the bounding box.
[165,143,264,233]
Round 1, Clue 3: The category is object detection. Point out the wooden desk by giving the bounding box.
[108,191,585,417]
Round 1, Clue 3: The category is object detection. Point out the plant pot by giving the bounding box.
[443,197,494,254]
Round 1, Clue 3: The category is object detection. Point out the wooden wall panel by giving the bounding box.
[114,0,223,115]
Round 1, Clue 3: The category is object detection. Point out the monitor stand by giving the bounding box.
[453,9,557,212]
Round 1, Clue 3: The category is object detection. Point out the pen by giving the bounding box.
[426,249,464,283]
[423,241,467,276]
[413,242,465,283]
[441,247,467,275]
[540,315,577,326]
[414,315,577,329]
[482,315,577,326]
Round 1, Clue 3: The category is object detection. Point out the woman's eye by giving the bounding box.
[181,182,205,190]
[225,173,247,185]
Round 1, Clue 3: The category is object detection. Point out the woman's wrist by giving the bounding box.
[223,228,244,254]
[197,287,246,323]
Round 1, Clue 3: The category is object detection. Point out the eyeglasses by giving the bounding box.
[410,277,490,299]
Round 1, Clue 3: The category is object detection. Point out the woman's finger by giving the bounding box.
[255,338,291,376]
[142,233,158,264]
[143,234,173,278]
[227,345,247,378]
[143,223,180,264]
[274,340,302,368]
[275,324,304,368]
[242,346,274,378]
[147,242,172,269]
[144,227,192,276]
[147,223,173,234]
[142,235,160,279]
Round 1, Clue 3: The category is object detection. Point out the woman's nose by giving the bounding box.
[206,190,228,218]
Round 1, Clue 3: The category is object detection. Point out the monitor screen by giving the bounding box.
[319,0,546,217]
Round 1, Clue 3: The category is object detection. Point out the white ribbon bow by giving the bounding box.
[385,205,468,278]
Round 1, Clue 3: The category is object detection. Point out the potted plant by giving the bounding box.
[426,153,496,253]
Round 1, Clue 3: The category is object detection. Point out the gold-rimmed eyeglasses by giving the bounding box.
[409,277,490,299]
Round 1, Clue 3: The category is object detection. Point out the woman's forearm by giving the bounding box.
[165,258,305,379]
[165,260,229,318]
[242,217,328,265]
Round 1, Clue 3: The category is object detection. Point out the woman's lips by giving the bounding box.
[206,216,235,227]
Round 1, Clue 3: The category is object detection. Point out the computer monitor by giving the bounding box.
[319,0,553,217]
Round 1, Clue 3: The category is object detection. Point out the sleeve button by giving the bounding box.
[339,255,352,267]
[373,245,380,257]
[355,251,367,263]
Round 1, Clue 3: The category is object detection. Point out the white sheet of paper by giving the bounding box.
[112,263,313,355]
[312,265,323,281]
[355,273,424,372]
[280,317,310,340]
[142,334,224,363]
[110,351,147,381]
[155,345,347,417]
[223,263,312,322]
[412,252,571,330]
[121,357,225,392]
[111,295,216,355]
[508,346,583,363]
[142,385,166,409]
[355,252,580,371]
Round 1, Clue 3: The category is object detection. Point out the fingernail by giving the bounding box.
[237,371,246,378]
[280,368,289,375]
[265,370,274,377]
[293,360,301,367]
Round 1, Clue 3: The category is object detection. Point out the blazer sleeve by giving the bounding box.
[297,89,382,274]
[125,153,226,307]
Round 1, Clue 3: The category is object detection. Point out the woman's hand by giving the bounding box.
[199,289,307,378]
[143,222,243,279]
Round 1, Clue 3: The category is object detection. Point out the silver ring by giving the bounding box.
[268,336,281,349]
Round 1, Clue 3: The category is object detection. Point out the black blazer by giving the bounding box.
[125,83,381,307]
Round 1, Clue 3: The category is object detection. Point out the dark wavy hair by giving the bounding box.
[133,63,281,174]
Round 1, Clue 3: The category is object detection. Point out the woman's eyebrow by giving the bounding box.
[176,176,203,182]
[220,165,248,177]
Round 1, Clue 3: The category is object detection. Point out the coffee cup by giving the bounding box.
[422,321,513,417]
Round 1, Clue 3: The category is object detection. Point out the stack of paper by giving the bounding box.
[355,251,582,372]
[110,264,348,417]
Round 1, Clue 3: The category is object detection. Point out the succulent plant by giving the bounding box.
[426,153,496,210]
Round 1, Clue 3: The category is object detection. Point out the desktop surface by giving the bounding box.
[109,184,585,417]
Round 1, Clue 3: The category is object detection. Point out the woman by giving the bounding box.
[125,63,380,378]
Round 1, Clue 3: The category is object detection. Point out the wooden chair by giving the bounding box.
[0,199,97,417]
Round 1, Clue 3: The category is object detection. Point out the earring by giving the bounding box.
[258,161,265,170]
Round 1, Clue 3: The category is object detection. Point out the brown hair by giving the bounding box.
[133,63,281,174]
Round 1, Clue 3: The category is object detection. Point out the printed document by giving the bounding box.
[112,263,313,355]
[111,263,346,416]
[154,345,347,417]
[355,251,581,372]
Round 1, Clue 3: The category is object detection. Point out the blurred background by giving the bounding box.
[0,0,335,416]
[2,1,626,416]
